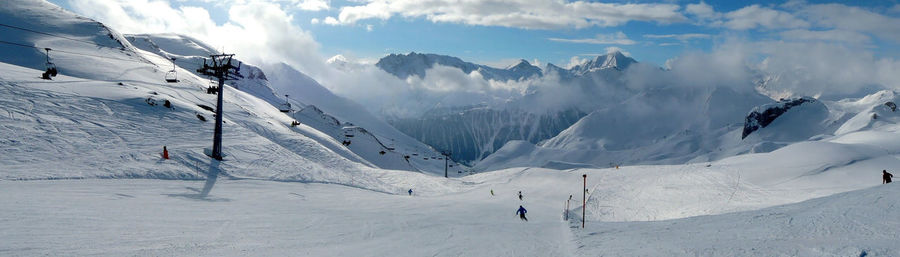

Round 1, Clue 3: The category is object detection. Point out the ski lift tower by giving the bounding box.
[441,150,452,178]
[196,54,242,160]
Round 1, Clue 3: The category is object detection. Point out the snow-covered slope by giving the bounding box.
[5,1,900,256]
[479,87,900,174]
[122,33,458,174]
[476,84,771,170]
[125,33,279,105]
[0,0,456,187]
[390,107,585,164]
[260,62,463,174]
[575,183,900,256]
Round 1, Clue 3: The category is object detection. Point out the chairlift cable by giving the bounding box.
[0,39,147,63]
[0,23,105,47]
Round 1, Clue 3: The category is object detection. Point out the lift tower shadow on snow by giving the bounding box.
[196,54,242,198]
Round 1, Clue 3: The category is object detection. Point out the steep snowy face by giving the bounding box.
[742,97,823,139]
[506,59,543,78]
[568,51,636,76]
[390,107,585,164]
[376,52,541,81]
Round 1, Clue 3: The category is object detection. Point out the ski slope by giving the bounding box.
[3,0,900,256]
[2,166,898,256]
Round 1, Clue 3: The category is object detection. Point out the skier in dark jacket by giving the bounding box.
[516,205,528,221]
[408,189,413,195]
[884,170,893,184]
[518,191,523,201]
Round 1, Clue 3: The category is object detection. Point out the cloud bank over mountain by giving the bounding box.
[64,0,900,118]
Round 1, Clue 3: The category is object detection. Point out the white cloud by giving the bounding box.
[68,0,329,77]
[722,5,810,30]
[799,4,900,43]
[366,24,373,32]
[548,32,636,45]
[685,1,717,20]
[310,18,320,24]
[643,33,711,41]
[691,2,900,45]
[751,40,900,97]
[604,47,630,56]
[779,29,871,44]
[323,16,340,25]
[334,0,686,29]
[566,56,588,69]
[293,0,329,11]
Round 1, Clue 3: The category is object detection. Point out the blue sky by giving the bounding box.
[50,0,900,68]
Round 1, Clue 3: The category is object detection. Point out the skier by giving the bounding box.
[884,170,893,184]
[490,189,494,196]
[408,188,413,195]
[162,146,169,160]
[518,191,523,201]
[516,205,528,221]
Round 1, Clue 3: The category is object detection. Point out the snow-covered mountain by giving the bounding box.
[569,51,636,75]
[377,51,636,82]
[0,0,463,184]
[376,50,895,170]
[376,52,542,81]
[5,1,900,256]
[123,33,461,174]
[377,51,640,164]
[390,106,585,164]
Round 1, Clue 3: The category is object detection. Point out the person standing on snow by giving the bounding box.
[490,189,494,196]
[408,189,413,195]
[516,205,528,221]
[884,170,893,184]
[162,146,169,160]
[518,191,523,201]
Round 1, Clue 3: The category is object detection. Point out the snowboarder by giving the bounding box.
[408,189,413,195]
[516,205,528,221]
[884,170,893,184]
[518,191,523,201]
[162,146,169,160]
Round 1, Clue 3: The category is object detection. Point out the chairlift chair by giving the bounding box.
[165,70,178,83]
[206,76,217,94]
[42,48,58,80]
[279,94,292,113]
[164,57,178,83]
